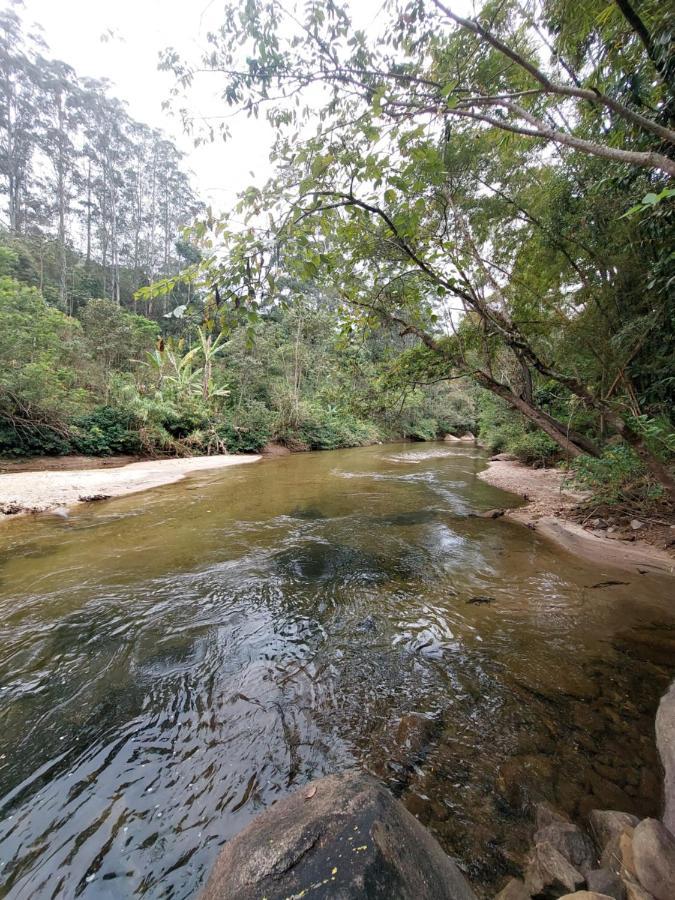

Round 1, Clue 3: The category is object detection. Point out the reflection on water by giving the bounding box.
[0,443,673,897]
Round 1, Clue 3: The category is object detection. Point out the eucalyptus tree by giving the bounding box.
[0,4,44,233]
[0,5,201,311]
[39,58,83,311]
[158,0,674,491]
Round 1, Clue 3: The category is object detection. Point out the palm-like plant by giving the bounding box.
[144,327,230,401]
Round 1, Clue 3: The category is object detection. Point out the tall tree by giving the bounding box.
[158,0,674,491]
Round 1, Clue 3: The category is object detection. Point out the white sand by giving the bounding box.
[479,458,674,574]
[0,455,260,519]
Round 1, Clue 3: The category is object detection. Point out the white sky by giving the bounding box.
[14,0,394,211]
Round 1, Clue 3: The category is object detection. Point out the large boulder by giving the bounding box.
[200,772,477,900]
[621,879,655,900]
[656,680,675,835]
[536,804,573,831]
[599,828,638,881]
[588,811,640,857]
[631,818,675,900]
[588,810,640,875]
[558,894,614,900]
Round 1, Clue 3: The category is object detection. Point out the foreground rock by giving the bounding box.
[588,811,640,858]
[201,772,476,899]
[585,867,625,900]
[558,893,614,899]
[656,681,675,835]
[632,818,675,900]
[495,878,530,900]
[534,819,595,875]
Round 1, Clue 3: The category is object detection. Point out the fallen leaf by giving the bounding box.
[304,785,317,800]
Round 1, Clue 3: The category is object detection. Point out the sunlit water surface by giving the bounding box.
[0,443,673,898]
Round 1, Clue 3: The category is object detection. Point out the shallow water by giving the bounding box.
[0,443,673,898]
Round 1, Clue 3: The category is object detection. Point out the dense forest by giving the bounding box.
[1,0,674,509]
[155,0,674,505]
[0,3,474,461]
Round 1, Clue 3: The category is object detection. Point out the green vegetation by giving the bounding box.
[0,256,475,457]
[1,1,673,511]
[568,445,662,506]
[151,0,673,504]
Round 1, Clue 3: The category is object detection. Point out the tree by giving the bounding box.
[158,0,674,492]
[0,6,201,314]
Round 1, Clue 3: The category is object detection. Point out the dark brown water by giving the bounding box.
[0,443,673,898]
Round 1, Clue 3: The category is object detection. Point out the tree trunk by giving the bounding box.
[476,372,588,459]
[203,335,212,401]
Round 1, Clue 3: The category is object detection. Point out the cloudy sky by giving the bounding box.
[15,0,397,211]
[15,0,273,209]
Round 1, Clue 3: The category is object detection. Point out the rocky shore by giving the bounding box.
[200,683,675,899]
[493,681,675,900]
[478,458,675,575]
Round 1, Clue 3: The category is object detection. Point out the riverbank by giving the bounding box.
[0,453,260,519]
[479,458,675,574]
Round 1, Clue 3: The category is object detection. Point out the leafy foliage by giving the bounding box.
[569,445,663,505]
[72,407,143,456]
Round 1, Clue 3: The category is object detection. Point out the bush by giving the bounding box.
[158,398,210,440]
[477,393,558,465]
[402,417,439,442]
[0,419,72,457]
[73,406,142,456]
[568,445,661,504]
[217,401,275,452]
[509,430,559,466]
[290,406,379,450]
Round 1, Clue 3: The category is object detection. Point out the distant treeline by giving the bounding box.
[0,3,201,316]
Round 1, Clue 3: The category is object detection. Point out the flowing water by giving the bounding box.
[0,443,673,898]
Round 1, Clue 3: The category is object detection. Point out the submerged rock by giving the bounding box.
[524,841,585,898]
[631,818,675,900]
[476,508,505,519]
[200,772,477,900]
[586,867,625,900]
[356,615,378,633]
[494,877,530,900]
[534,822,596,875]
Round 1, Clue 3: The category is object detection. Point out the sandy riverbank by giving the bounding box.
[479,458,675,575]
[0,454,260,520]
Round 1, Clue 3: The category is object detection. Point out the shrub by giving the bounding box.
[0,419,71,457]
[217,401,275,452]
[73,406,143,456]
[509,430,559,466]
[477,393,558,465]
[274,402,379,451]
[568,445,662,504]
[402,417,439,442]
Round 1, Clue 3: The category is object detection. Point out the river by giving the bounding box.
[0,443,673,898]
